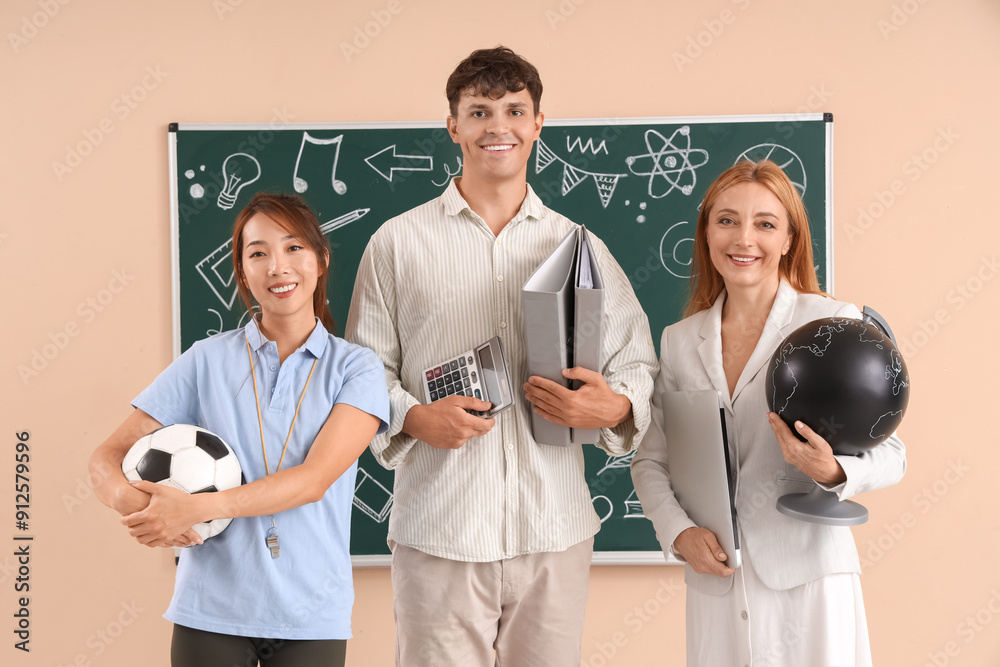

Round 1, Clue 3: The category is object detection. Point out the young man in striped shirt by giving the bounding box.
[346,46,656,666]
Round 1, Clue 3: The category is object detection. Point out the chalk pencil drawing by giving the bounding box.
[625,126,709,199]
[318,208,369,234]
[535,138,627,208]
[353,466,394,523]
[293,132,347,195]
[365,145,433,182]
[735,143,806,196]
[217,153,261,210]
[660,220,695,279]
[196,208,370,309]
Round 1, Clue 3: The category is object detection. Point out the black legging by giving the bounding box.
[171,624,347,667]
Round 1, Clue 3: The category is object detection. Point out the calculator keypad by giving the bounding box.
[424,351,488,416]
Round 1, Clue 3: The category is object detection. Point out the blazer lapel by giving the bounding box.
[731,280,798,403]
[696,292,732,410]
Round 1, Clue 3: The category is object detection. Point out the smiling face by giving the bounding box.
[706,181,793,294]
[446,87,543,188]
[239,212,327,327]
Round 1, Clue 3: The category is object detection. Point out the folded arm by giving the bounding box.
[89,408,201,547]
[120,403,382,547]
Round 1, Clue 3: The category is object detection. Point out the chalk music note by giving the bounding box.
[292,132,347,195]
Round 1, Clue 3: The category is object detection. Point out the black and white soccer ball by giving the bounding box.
[122,424,244,540]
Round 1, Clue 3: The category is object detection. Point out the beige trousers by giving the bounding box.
[391,538,594,667]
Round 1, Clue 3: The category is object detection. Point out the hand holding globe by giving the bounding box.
[765,307,910,525]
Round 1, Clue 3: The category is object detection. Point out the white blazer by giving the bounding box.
[631,281,907,594]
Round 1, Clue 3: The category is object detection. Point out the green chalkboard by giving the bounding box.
[169,115,832,564]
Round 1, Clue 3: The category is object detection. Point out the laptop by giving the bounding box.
[661,389,741,569]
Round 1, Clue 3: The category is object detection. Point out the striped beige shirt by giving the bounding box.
[345,179,656,561]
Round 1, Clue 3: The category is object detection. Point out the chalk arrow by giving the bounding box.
[365,145,434,182]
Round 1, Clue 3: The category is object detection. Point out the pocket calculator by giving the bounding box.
[422,336,515,417]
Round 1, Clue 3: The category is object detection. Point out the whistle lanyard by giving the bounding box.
[246,338,317,558]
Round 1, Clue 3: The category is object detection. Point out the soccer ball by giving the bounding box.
[122,424,244,540]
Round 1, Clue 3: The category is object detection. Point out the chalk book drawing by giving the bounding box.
[353,466,394,523]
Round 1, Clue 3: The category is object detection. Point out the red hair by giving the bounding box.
[685,160,824,317]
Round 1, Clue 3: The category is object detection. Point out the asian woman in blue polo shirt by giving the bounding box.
[90,193,389,667]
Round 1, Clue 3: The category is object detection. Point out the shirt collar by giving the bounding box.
[243,317,329,358]
[441,178,545,225]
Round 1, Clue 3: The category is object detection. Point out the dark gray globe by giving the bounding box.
[766,317,910,456]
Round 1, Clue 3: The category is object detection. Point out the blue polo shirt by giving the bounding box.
[132,319,389,640]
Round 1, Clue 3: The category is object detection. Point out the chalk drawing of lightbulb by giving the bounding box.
[216,153,262,210]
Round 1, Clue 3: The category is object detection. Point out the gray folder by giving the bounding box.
[522,226,604,446]
[571,229,604,444]
[661,389,741,569]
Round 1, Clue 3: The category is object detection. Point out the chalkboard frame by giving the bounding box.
[167,114,833,566]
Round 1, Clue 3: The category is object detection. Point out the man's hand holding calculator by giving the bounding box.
[401,397,495,449]
[409,336,514,448]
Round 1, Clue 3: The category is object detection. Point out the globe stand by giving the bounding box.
[776,487,869,526]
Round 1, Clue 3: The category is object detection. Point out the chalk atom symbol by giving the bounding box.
[626,126,709,199]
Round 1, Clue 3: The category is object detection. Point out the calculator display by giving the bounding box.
[477,344,501,404]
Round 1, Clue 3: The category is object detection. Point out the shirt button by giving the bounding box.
[506,443,514,451]
[496,275,504,282]
[740,611,748,620]
[269,365,277,371]
[499,322,507,329]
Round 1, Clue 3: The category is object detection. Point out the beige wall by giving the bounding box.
[3,0,998,665]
